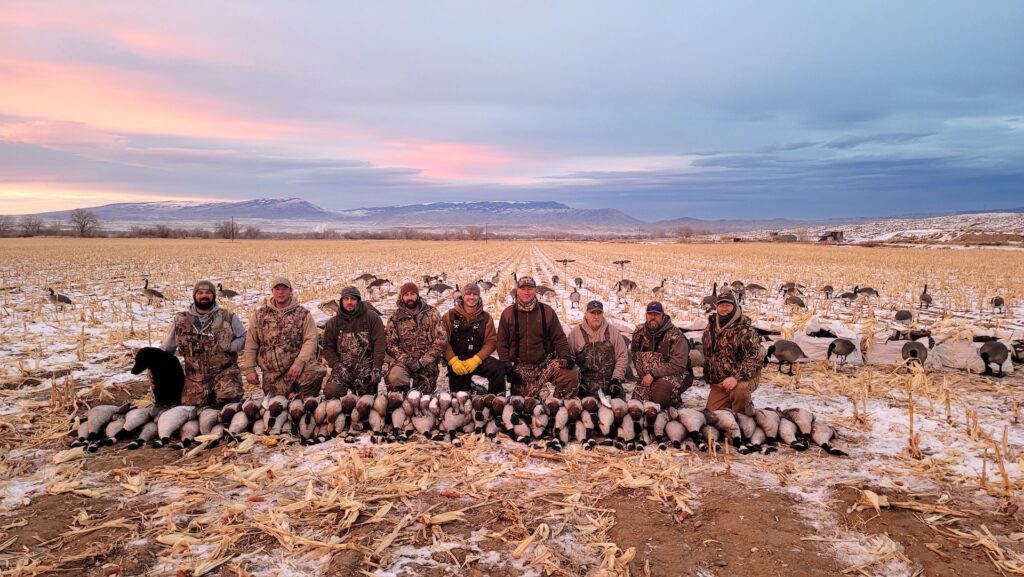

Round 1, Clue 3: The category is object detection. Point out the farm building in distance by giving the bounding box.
[769,232,798,242]
[819,231,846,243]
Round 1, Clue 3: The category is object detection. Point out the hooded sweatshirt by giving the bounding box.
[497,298,572,366]
[241,295,319,371]
[630,314,690,379]
[443,302,497,361]
[567,317,630,380]
[320,300,387,370]
[161,303,246,354]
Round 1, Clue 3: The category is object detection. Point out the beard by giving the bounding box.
[403,297,420,309]
[645,319,661,332]
[194,295,215,311]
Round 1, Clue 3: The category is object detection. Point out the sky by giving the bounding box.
[0,1,1022,220]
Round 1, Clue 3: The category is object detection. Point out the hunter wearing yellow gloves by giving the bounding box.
[442,283,506,394]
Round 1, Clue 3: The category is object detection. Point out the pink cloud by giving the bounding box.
[375,140,529,182]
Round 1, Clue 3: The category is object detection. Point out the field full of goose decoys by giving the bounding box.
[1,237,1023,577]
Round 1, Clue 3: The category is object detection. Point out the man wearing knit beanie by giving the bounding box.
[385,281,448,393]
[321,285,386,397]
[442,283,505,394]
[160,279,246,406]
[703,290,762,416]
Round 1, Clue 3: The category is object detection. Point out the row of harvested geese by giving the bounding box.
[71,392,847,457]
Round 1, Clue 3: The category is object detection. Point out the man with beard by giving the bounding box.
[242,277,325,399]
[385,282,448,393]
[161,280,246,406]
[567,300,629,398]
[630,301,691,408]
[321,285,386,397]
[497,275,577,399]
[443,283,505,394]
[702,291,762,415]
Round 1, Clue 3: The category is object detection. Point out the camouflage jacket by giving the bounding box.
[242,296,318,374]
[385,298,448,368]
[702,311,763,384]
[631,315,690,378]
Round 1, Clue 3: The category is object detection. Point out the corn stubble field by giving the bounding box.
[1,238,1023,577]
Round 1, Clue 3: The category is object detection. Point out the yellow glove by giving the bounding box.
[448,357,469,376]
[462,355,482,373]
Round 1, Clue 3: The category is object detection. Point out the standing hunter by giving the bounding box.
[443,283,505,394]
[566,300,629,399]
[385,282,448,393]
[702,291,762,416]
[161,280,246,407]
[321,285,386,398]
[497,275,578,399]
[630,301,692,408]
[242,277,325,399]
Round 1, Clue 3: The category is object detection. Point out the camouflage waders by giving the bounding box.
[577,325,617,396]
[173,310,243,406]
[255,305,324,398]
[509,357,578,399]
[326,327,378,397]
[386,362,440,394]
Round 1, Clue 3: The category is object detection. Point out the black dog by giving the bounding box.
[131,347,184,406]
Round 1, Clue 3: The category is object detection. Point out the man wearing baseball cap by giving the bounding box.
[242,277,326,399]
[630,301,692,407]
[567,300,629,398]
[702,290,762,415]
[497,275,578,398]
[385,281,448,393]
[161,279,246,406]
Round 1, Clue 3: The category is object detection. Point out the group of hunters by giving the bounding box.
[161,274,763,416]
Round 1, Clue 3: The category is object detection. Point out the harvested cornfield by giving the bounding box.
[1,238,1023,577]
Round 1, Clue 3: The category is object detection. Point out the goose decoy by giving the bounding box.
[919,284,932,309]
[142,278,165,304]
[821,285,834,299]
[894,310,913,324]
[569,288,581,308]
[784,295,806,309]
[46,287,72,308]
[901,341,929,365]
[991,296,1006,314]
[826,338,856,366]
[216,283,239,299]
[764,340,807,375]
[701,282,718,312]
[652,278,666,296]
[980,342,1010,377]
[353,273,377,283]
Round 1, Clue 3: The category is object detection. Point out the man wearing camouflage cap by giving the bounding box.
[385,282,448,393]
[321,285,387,397]
[567,300,629,398]
[242,277,326,399]
[161,280,246,406]
[630,301,692,408]
[497,275,578,398]
[702,291,762,415]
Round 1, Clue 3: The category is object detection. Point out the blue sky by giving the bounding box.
[0,1,1021,219]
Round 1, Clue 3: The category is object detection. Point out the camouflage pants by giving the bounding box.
[632,351,690,408]
[183,365,243,407]
[386,362,440,394]
[325,362,378,398]
[509,358,579,399]
[261,363,327,398]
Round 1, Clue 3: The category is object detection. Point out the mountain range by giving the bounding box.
[18,198,1024,234]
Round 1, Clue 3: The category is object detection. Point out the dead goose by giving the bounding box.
[126,421,158,449]
[980,342,1010,377]
[753,409,781,445]
[826,338,857,366]
[703,409,743,449]
[781,408,815,441]
[764,340,807,375]
[153,405,197,447]
[810,422,848,456]
[777,417,808,451]
[901,341,929,365]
